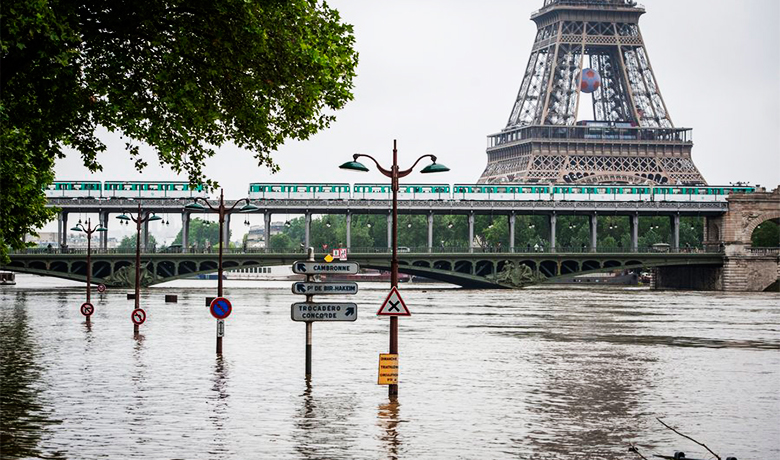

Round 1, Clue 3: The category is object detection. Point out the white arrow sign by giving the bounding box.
[292,261,360,275]
[377,287,411,316]
[291,302,358,322]
[292,282,358,295]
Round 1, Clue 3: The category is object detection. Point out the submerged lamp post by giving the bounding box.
[185,190,258,354]
[116,204,162,336]
[340,139,449,398]
[70,218,107,324]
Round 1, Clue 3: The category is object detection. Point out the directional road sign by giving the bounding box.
[291,302,358,322]
[291,282,358,295]
[131,308,146,325]
[292,261,360,275]
[210,297,232,320]
[377,287,411,316]
[216,319,225,337]
[80,302,94,316]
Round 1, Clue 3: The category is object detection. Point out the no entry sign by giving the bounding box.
[131,308,146,325]
[210,297,232,320]
[80,302,94,317]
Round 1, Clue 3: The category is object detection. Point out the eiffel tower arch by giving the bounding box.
[478,0,707,186]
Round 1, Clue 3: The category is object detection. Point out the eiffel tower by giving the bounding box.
[478,0,707,186]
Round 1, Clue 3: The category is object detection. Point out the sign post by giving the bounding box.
[304,248,315,378]
[292,252,360,379]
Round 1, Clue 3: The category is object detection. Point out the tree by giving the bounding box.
[1,0,359,261]
[269,233,296,252]
[117,234,158,251]
[752,220,779,247]
[172,218,224,249]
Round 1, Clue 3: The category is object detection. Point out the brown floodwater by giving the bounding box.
[1,275,778,459]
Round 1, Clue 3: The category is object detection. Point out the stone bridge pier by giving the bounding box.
[657,188,780,292]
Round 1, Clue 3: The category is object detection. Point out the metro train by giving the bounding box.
[44,180,757,203]
[45,181,208,199]
[248,182,757,202]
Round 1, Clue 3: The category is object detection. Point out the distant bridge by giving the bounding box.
[3,248,725,289]
[46,197,727,254]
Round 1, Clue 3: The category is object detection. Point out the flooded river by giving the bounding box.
[1,275,778,459]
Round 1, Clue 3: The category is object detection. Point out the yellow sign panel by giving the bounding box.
[378,353,398,385]
[324,254,334,262]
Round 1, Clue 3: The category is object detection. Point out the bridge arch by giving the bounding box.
[747,213,780,246]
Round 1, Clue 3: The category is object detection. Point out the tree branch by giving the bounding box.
[656,418,721,460]
[628,443,649,460]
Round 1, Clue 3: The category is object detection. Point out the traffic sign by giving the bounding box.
[377,287,411,316]
[210,297,232,320]
[378,354,398,385]
[292,282,358,295]
[97,284,106,293]
[291,302,358,322]
[292,261,360,275]
[131,308,146,325]
[216,319,225,337]
[80,302,94,316]
[331,248,348,260]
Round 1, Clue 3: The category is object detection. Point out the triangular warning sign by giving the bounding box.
[377,287,411,316]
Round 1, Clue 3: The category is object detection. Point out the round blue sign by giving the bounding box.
[210,297,232,320]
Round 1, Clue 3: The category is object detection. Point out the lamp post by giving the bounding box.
[186,189,258,354]
[340,139,449,397]
[117,204,162,336]
[70,218,107,324]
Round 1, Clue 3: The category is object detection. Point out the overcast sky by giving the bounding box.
[52,0,780,242]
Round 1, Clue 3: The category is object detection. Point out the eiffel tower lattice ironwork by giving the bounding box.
[478,0,707,186]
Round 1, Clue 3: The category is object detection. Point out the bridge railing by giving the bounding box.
[12,246,724,256]
[748,247,780,256]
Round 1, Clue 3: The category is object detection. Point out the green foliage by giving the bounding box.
[269,233,296,252]
[117,234,157,251]
[259,214,709,253]
[752,220,779,247]
[172,218,226,248]
[1,0,358,261]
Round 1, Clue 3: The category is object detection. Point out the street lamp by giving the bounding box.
[185,189,258,354]
[340,139,449,398]
[116,205,161,336]
[70,218,107,324]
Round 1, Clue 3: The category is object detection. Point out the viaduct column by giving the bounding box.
[468,212,475,254]
[589,214,598,252]
[345,212,352,251]
[427,212,434,253]
[264,212,272,250]
[59,212,68,248]
[304,212,311,248]
[99,211,109,250]
[182,212,190,250]
[631,213,639,252]
[549,213,557,252]
[142,219,149,251]
[671,214,680,251]
[387,213,392,250]
[223,214,231,248]
[509,213,516,252]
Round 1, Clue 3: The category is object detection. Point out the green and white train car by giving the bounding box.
[45,181,102,198]
[103,181,207,199]
[454,184,551,201]
[248,183,350,200]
